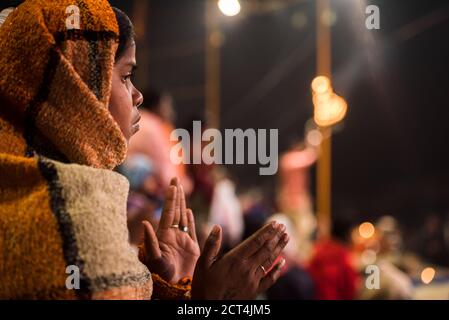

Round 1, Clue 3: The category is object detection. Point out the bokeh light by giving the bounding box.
[217,0,241,17]
[311,76,331,95]
[361,249,377,265]
[306,129,323,147]
[359,222,375,239]
[421,267,436,284]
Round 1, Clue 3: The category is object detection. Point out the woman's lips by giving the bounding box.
[131,122,140,134]
[131,115,141,134]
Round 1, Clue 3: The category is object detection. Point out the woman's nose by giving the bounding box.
[133,88,144,108]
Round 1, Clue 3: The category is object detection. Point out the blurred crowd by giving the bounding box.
[1,1,448,300]
[118,89,449,300]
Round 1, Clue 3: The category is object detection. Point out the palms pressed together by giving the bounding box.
[142,178,200,284]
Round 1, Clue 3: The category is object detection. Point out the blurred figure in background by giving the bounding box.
[117,155,163,249]
[208,167,244,251]
[307,215,361,300]
[445,212,449,266]
[127,87,192,194]
[376,216,409,269]
[265,213,315,300]
[236,143,318,299]
[182,117,217,249]
[277,144,317,262]
[239,188,272,241]
[418,213,449,267]
[358,216,414,300]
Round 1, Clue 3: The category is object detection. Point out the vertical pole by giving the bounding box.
[132,0,150,89]
[205,0,221,129]
[316,0,332,239]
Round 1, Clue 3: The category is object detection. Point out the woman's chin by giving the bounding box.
[131,123,140,136]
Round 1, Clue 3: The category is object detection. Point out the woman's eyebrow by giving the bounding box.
[123,61,138,72]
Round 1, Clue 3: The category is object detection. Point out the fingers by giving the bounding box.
[179,185,188,229]
[252,224,287,264]
[187,209,198,242]
[158,185,177,229]
[258,258,286,294]
[237,222,281,258]
[253,232,289,277]
[173,179,181,226]
[170,177,178,186]
[142,221,161,261]
[160,177,190,232]
[197,225,222,269]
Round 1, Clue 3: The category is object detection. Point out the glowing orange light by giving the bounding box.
[421,267,436,284]
[359,222,375,239]
[311,76,347,127]
[311,76,331,95]
[313,94,347,127]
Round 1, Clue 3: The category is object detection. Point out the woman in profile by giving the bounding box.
[0,0,288,299]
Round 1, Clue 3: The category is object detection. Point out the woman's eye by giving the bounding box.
[121,74,132,83]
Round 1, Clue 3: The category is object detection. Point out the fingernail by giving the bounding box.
[211,225,220,236]
[279,224,286,232]
[274,269,282,280]
[279,258,286,268]
[275,224,283,233]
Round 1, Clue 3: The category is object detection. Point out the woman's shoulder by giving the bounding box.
[0,154,153,299]
[45,157,130,196]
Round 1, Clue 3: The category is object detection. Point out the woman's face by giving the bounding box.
[109,43,143,143]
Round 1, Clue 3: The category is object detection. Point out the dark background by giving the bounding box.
[111,0,449,228]
[3,0,449,228]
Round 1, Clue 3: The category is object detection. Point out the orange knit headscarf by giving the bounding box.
[0,0,127,170]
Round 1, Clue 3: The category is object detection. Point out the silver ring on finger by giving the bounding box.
[259,265,267,274]
[180,226,189,233]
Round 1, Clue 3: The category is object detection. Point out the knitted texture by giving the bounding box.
[0,154,153,299]
[0,0,151,299]
[151,274,192,300]
[0,0,127,169]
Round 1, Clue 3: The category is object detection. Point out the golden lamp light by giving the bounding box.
[311,76,348,127]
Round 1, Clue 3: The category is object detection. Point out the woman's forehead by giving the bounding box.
[116,45,137,67]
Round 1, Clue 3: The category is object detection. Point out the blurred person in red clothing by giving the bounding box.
[307,215,361,300]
